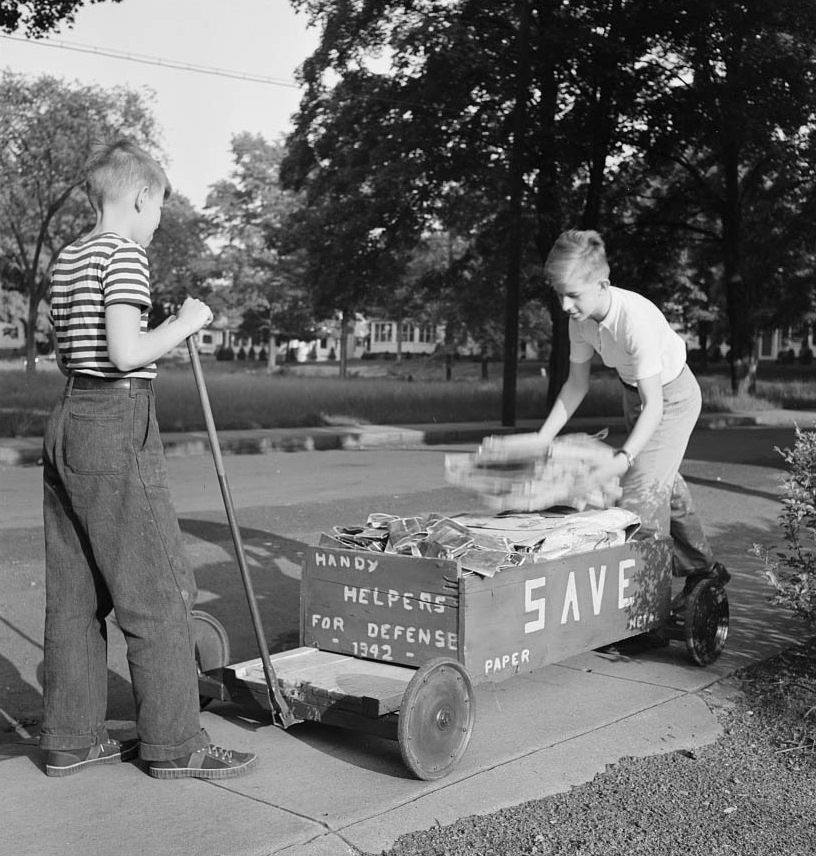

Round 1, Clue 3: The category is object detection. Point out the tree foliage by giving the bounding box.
[0,70,162,370]
[283,0,816,401]
[147,193,215,325]
[0,0,121,37]
[614,0,816,391]
[205,133,314,368]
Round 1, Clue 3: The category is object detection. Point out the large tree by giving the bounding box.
[617,0,816,392]
[0,0,120,37]
[205,132,314,370]
[0,71,162,370]
[147,193,215,325]
[283,0,684,412]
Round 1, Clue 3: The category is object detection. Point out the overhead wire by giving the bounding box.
[0,33,302,89]
[0,32,480,117]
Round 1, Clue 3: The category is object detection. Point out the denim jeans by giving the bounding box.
[40,379,209,761]
[618,366,715,576]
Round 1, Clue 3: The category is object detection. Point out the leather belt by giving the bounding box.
[68,374,153,391]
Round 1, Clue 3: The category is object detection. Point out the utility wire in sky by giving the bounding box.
[1,33,473,117]
[0,34,301,89]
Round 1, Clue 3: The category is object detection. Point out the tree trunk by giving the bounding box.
[339,309,349,379]
[25,291,39,374]
[266,332,278,372]
[721,140,754,395]
[547,295,570,406]
[697,323,710,371]
[481,352,489,380]
[533,0,565,411]
[395,318,403,363]
[733,342,758,396]
[502,0,531,427]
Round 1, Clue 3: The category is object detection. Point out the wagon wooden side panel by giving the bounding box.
[460,537,673,683]
[301,546,460,668]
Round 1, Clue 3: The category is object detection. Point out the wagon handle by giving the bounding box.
[186,336,296,728]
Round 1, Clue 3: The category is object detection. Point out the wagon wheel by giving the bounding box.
[684,579,729,666]
[191,610,230,709]
[398,658,475,781]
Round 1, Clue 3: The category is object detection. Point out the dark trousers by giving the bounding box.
[39,379,209,760]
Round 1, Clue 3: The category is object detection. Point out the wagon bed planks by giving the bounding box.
[229,647,415,717]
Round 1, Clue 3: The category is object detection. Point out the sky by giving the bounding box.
[0,0,320,209]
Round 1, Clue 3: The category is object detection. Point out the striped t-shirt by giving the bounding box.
[49,232,157,379]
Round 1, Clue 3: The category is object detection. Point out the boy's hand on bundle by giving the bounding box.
[572,457,626,507]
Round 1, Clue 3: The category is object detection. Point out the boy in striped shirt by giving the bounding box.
[41,139,256,779]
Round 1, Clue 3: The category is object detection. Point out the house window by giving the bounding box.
[759,331,772,358]
[417,325,434,344]
[400,322,414,342]
[374,322,393,343]
[201,333,213,345]
[320,337,328,349]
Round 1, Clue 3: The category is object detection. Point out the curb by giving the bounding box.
[1,411,810,468]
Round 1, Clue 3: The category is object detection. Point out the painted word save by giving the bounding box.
[523,558,638,633]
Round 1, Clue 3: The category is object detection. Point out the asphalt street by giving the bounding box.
[0,423,809,855]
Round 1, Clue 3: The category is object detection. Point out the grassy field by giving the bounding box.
[1,355,815,438]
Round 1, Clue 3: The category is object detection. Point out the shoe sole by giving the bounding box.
[148,756,257,780]
[46,744,139,777]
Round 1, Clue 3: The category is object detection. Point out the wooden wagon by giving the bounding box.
[194,534,729,780]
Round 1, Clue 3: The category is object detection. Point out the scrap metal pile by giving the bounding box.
[445,431,623,513]
[320,507,640,578]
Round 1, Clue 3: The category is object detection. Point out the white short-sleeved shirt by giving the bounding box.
[569,285,686,386]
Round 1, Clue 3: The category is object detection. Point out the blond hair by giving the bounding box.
[544,229,610,287]
[84,139,170,212]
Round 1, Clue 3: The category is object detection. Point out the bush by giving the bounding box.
[237,346,246,361]
[799,347,813,366]
[753,425,816,628]
[215,346,235,361]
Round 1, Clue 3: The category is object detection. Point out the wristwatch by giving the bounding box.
[614,448,635,470]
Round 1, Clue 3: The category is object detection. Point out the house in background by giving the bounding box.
[367,319,440,357]
[758,325,815,362]
[0,318,25,355]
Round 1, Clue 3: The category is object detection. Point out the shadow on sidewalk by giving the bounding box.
[179,517,304,661]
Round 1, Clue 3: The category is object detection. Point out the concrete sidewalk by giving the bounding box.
[2,564,808,856]
[2,408,815,467]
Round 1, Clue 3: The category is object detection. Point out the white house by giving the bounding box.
[0,319,24,353]
[758,325,814,361]
[367,320,440,357]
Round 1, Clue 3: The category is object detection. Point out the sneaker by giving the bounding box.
[45,737,139,777]
[708,561,731,585]
[148,744,257,780]
[672,563,731,616]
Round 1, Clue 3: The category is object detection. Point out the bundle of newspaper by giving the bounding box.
[445,431,623,512]
[318,507,641,578]
[320,511,480,559]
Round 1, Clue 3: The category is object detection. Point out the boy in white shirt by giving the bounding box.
[532,229,728,599]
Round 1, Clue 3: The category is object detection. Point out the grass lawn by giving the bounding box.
[2,354,815,438]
